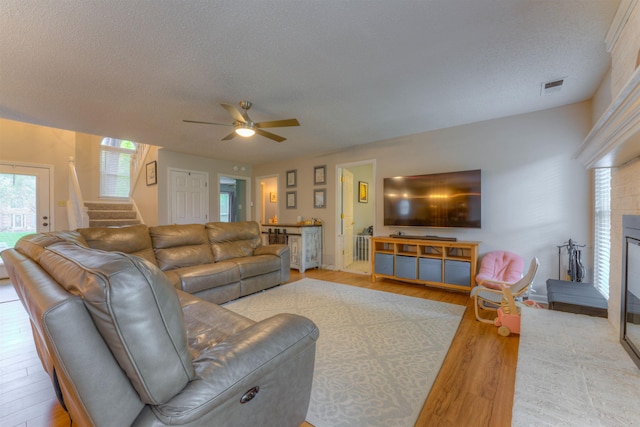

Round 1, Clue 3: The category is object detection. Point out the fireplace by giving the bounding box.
[621,215,640,369]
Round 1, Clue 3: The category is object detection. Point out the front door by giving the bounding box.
[0,162,51,278]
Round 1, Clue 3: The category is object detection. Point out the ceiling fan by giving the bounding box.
[183,100,300,143]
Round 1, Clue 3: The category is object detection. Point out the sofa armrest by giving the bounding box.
[254,244,290,283]
[254,244,288,257]
[143,313,319,426]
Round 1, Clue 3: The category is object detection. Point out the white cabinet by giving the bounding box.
[262,224,322,273]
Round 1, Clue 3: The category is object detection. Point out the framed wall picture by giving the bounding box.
[270,192,277,203]
[286,191,297,209]
[146,161,157,186]
[286,169,297,188]
[314,189,326,208]
[358,181,368,203]
[314,165,326,185]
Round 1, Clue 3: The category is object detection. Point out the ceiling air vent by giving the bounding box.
[541,77,566,95]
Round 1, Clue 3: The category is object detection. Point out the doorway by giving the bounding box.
[256,175,279,225]
[336,160,375,274]
[0,162,52,278]
[218,175,250,222]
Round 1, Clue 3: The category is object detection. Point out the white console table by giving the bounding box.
[262,224,322,273]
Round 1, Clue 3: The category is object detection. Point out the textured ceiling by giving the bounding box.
[0,0,620,165]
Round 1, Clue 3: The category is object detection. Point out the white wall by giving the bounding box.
[254,101,593,297]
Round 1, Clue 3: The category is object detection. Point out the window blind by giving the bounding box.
[593,168,611,298]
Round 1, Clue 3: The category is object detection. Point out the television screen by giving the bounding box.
[383,169,481,228]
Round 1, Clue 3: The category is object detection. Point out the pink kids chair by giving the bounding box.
[472,257,539,325]
[475,250,525,290]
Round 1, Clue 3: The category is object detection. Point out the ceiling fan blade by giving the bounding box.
[221,131,237,141]
[255,128,286,143]
[221,103,246,123]
[183,119,233,126]
[255,118,300,129]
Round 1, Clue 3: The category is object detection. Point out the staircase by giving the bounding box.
[85,202,140,227]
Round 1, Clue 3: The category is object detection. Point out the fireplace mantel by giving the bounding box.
[574,68,640,168]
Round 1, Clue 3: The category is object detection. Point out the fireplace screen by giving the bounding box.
[622,215,640,369]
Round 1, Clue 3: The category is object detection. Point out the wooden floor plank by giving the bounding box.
[0,269,518,426]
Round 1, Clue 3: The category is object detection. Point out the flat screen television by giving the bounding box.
[383,169,481,228]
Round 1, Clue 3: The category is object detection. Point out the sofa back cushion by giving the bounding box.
[78,224,157,266]
[149,224,215,271]
[15,231,88,262]
[206,221,262,262]
[37,242,194,405]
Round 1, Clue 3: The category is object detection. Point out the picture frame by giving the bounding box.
[270,192,277,203]
[358,181,368,203]
[314,188,326,208]
[146,161,157,186]
[314,165,326,185]
[286,191,297,209]
[286,169,297,188]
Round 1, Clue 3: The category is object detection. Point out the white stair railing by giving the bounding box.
[128,143,149,225]
[129,143,150,198]
[67,158,89,229]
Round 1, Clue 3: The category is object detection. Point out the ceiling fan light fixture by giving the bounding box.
[235,124,255,137]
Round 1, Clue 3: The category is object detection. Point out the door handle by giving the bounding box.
[42,223,48,227]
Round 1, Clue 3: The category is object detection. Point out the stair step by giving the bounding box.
[87,210,137,220]
[89,219,141,227]
[85,202,133,211]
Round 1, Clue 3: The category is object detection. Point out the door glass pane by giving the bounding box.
[0,173,37,249]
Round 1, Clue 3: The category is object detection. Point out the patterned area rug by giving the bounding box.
[224,278,465,427]
[513,307,640,426]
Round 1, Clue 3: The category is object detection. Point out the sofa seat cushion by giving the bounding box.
[177,291,254,346]
[78,224,157,266]
[37,242,194,405]
[171,262,241,294]
[234,255,281,279]
[150,224,215,271]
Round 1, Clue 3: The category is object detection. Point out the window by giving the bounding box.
[594,168,611,298]
[100,138,137,198]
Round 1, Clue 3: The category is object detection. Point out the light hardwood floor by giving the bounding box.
[0,269,518,427]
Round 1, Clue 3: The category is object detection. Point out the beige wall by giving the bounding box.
[75,132,103,201]
[611,3,640,96]
[254,101,593,297]
[0,118,76,230]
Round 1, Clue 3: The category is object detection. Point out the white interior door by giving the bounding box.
[342,169,354,269]
[169,169,209,224]
[0,163,51,278]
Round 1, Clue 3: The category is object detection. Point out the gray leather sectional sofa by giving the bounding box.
[1,221,318,426]
[78,221,291,304]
